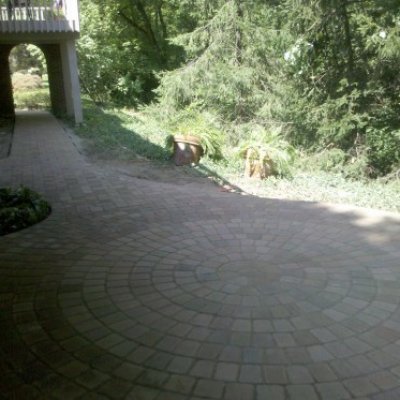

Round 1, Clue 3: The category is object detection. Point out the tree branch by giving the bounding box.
[118,9,149,38]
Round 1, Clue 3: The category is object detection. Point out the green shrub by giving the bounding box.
[12,72,43,91]
[342,154,371,180]
[366,127,400,177]
[0,186,51,236]
[76,100,170,161]
[300,148,347,172]
[13,88,50,110]
[296,148,373,179]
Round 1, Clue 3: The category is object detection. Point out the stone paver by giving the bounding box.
[1,111,400,399]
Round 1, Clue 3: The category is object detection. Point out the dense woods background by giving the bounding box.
[76,0,400,178]
[10,0,398,180]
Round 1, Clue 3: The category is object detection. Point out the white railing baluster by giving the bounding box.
[45,0,48,31]
[0,0,79,32]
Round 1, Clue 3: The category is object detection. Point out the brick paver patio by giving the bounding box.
[1,111,400,399]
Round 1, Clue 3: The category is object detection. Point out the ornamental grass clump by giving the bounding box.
[238,126,296,179]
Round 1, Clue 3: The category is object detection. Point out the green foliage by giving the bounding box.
[78,0,130,105]
[11,62,50,110]
[255,171,400,212]
[199,157,400,212]
[12,73,43,90]
[343,154,371,181]
[299,149,347,173]
[296,148,371,180]
[153,0,295,154]
[276,0,400,176]
[78,0,400,179]
[77,0,188,105]
[13,88,50,110]
[25,45,47,75]
[367,126,400,177]
[238,126,296,177]
[0,187,51,235]
[76,99,169,161]
[9,44,45,75]
[165,108,224,160]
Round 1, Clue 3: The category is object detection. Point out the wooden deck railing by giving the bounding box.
[0,0,79,33]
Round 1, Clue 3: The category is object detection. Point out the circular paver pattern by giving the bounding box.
[1,113,400,400]
[48,219,400,399]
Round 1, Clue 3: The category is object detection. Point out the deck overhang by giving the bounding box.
[0,30,78,43]
[0,0,82,123]
[0,0,80,36]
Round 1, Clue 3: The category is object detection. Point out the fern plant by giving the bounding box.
[165,108,224,160]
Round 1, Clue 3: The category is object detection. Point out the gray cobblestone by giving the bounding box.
[190,360,215,378]
[287,384,319,400]
[344,377,380,397]
[164,374,195,394]
[194,379,224,399]
[215,362,240,381]
[224,383,254,400]
[315,382,351,399]
[287,366,314,384]
[239,365,263,383]
[256,385,285,400]
[167,356,193,374]
[308,363,337,382]
[263,366,288,384]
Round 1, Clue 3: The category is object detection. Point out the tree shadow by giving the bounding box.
[0,108,400,399]
[71,99,170,162]
[195,163,246,194]
[0,117,14,159]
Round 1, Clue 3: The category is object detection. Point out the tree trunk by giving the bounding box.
[234,0,243,65]
[338,0,355,80]
[234,0,244,121]
[119,0,168,68]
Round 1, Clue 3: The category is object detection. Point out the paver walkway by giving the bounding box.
[1,111,400,400]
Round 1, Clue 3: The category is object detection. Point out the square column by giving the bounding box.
[60,39,82,124]
[0,45,15,118]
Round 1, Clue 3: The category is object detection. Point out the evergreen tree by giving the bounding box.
[78,0,400,175]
